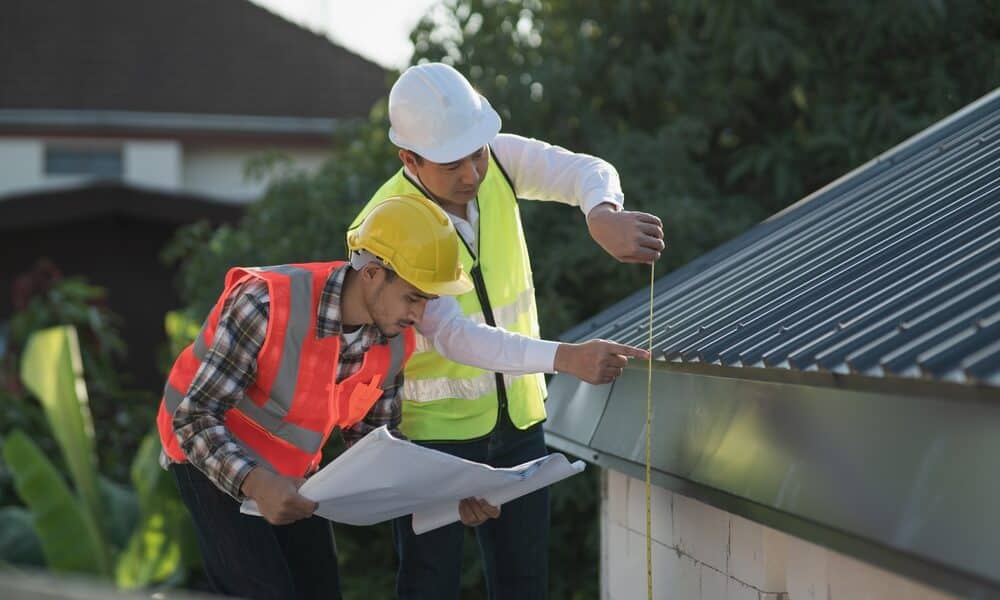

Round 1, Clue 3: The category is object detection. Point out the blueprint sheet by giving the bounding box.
[240,426,585,534]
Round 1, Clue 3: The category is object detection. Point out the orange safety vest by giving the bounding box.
[157,262,414,478]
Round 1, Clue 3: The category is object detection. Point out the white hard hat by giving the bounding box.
[388,63,502,164]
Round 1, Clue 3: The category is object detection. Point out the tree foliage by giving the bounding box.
[409,0,999,333]
[164,1,999,596]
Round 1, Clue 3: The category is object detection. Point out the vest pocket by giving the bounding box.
[338,376,385,427]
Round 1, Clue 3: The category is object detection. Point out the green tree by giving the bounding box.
[165,1,999,596]
[409,0,999,334]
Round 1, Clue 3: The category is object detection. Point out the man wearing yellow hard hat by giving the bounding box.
[350,62,665,600]
[157,195,486,600]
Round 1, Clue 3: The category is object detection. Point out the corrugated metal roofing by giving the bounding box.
[571,88,1000,388]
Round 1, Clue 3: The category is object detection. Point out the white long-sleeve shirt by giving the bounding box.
[411,133,626,375]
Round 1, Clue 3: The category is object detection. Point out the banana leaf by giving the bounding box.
[0,507,44,567]
[115,431,198,588]
[18,326,106,545]
[99,476,140,553]
[2,430,110,575]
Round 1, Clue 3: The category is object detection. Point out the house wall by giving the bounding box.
[180,146,328,203]
[0,136,329,203]
[601,469,955,600]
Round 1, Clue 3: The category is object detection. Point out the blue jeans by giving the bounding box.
[171,463,341,600]
[393,416,550,600]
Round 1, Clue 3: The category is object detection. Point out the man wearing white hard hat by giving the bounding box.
[349,62,664,599]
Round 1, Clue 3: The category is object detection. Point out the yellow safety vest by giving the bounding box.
[349,151,546,441]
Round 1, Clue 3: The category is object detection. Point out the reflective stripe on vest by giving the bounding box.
[352,150,547,440]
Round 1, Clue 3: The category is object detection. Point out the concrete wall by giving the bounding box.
[0,136,328,202]
[602,469,955,600]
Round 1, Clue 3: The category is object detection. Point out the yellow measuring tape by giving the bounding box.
[645,262,654,599]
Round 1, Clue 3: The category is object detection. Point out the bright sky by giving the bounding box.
[251,0,440,69]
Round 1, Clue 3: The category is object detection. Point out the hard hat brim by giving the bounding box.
[409,271,475,297]
[389,95,501,164]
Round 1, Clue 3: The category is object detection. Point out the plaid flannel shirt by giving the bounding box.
[159,263,404,500]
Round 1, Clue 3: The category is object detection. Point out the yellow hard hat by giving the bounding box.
[346,194,474,296]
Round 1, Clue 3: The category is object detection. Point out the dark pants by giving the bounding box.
[393,415,550,600]
[171,463,341,600]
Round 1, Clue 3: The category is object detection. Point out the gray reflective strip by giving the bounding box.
[164,382,185,413]
[234,397,325,454]
[402,371,515,402]
[235,265,322,454]
[259,265,314,412]
[382,334,407,391]
[166,383,320,460]
[234,439,279,474]
[161,383,279,473]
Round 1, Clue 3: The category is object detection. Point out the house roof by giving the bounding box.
[564,88,1000,389]
[0,0,387,121]
[544,89,1000,597]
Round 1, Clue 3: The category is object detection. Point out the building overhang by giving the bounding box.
[545,364,1000,597]
[0,109,352,144]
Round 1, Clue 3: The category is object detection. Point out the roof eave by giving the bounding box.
[0,109,354,138]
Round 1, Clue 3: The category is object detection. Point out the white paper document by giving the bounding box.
[240,426,585,534]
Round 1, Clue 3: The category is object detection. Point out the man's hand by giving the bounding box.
[587,203,665,264]
[459,497,501,527]
[241,467,317,526]
[554,339,650,385]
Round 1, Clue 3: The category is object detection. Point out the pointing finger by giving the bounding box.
[605,343,650,360]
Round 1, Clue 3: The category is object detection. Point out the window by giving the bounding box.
[45,146,123,178]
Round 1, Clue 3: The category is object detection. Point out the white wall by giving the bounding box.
[602,469,955,600]
[0,136,330,203]
[181,146,329,203]
[0,138,44,195]
[124,140,181,190]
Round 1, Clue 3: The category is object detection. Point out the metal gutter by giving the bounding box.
[0,109,348,137]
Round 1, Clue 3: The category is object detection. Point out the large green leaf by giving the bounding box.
[2,430,110,575]
[0,507,44,567]
[115,431,200,589]
[115,432,200,588]
[18,326,105,544]
[99,476,140,553]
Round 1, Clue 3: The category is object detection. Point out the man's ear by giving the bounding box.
[399,149,417,169]
[361,262,382,282]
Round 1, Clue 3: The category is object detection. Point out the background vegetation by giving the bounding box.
[2,1,997,597]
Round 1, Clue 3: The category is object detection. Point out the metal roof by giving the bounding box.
[566,88,1000,388]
